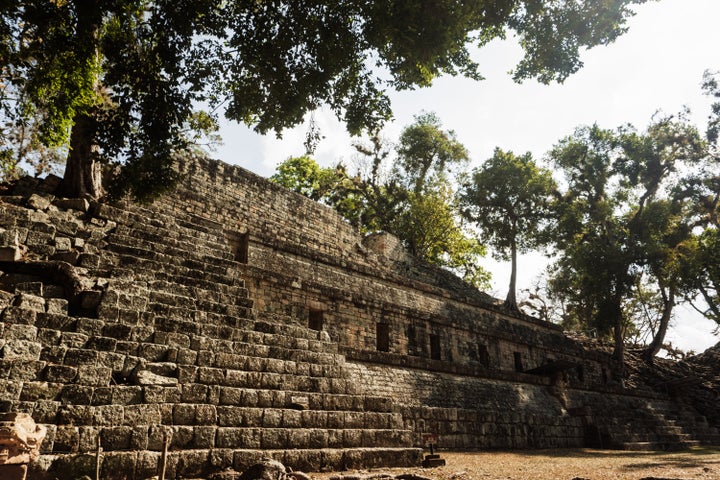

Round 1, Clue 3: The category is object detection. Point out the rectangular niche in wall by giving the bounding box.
[429,334,441,360]
[514,352,524,372]
[308,309,324,331]
[225,230,249,263]
[376,322,390,352]
[478,343,490,367]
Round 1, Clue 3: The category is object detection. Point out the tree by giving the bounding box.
[461,148,556,311]
[396,112,469,195]
[271,114,490,289]
[2,0,649,199]
[546,116,706,366]
[677,70,720,328]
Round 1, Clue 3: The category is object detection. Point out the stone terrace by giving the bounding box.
[0,178,420,479]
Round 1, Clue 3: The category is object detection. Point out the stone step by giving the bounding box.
[114,254,242,289]
[104,203,229,245]
[108,243,231,277]
[146,279,250,307]
[39,446,422,479]
[17,384,393,416]
[110,227,233,263]
[34,314,339,361]
[95,204,227,247]
[24,347,353,395]
[46,425,415,455]
[30,402,402,431]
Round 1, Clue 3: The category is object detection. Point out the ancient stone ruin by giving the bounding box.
[0,155,718,479]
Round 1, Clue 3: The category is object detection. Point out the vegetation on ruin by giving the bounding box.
[271,114,491,289]
[1,0,649,200]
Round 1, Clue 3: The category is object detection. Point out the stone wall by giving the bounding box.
[157,156,611,388]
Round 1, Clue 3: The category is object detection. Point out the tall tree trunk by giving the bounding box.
[58,114,104,199]
[642,284,676,362]
[504,237,518,311]
[57,0,104,200]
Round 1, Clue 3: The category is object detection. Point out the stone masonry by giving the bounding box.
[0,154,718,479]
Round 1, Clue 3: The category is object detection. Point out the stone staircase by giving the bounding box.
[0,193,421,479]
[572,395,719,451]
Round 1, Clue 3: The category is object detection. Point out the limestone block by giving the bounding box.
[134,369,178,387]
[76,253,99,269]
[93,405,124,427]
[54,237,72,252]
[0,308,35,326]
[1,340,42,361]
[26,194,52,211]
[0,246,21,262]
[13,294,45,313]
[45,298,68,314]
[54,198,90,213]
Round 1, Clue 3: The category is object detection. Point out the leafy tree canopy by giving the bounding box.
[461,148,556,310]
[546,115,708,363]
[1,0,649,199]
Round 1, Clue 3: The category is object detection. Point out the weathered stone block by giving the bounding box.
[198,367,224,385]
[124,404,161,426]
[43,365,77,383]
[99,451,138,480]
[111,386,143,405]
[0,247,20,262]
[33,400,60,424]
[59,332,88,348]
[172,404,196,425]
[93,404,123,426]
[217,427,261,449]
[130,426,149,450]
[192,426,216,448]
[14,294,45,313]
[135,450,160,479]
[27,194,52,211]
[62,348,97,366]
[4,325,36,342]
[78,253,100,268]
[52,426,79,453]
[170,426,194,449]
[54,197,89,212]
[45,298,68,314]
[260,428,288,449]
[181,383,208,403]
[1,340,42,361]
[101,426,133,450]
[0,308,35,326]
[77,425,101,452]
[19,382,61,401]
[54,237,72,252]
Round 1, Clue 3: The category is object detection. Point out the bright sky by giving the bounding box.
[214,0,720,354]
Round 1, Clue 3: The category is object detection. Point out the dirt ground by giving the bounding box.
[314,448,720,480]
